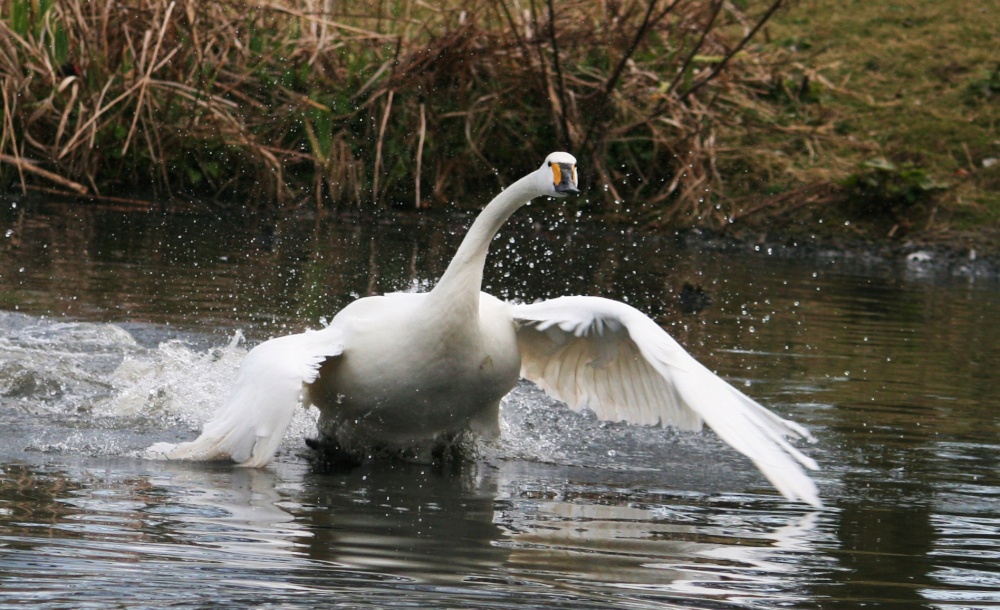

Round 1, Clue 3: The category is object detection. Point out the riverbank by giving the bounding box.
[754,0,999,245]
[1,0,997,248]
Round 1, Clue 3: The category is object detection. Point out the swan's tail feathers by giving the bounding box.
[145,327,344,468]
[513,296,821,508]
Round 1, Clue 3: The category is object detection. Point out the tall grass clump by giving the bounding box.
[1,0,799,225]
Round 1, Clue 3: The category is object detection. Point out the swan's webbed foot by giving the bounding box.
[430,434,466,465]
[304,435,363,472]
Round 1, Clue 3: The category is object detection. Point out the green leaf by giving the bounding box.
[51,23,69,66]
[35,0,55,38]
[863,157,896,172]
[186,167,203,185]
[10,0,30,36]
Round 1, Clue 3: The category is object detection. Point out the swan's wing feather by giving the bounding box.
[512,296,820,507]
[515,309,698,429]
[512,296,703,428]
[146,326,344,467]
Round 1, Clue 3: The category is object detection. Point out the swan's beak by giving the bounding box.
[552,162,580,196]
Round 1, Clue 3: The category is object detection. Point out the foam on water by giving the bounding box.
[0,313,320,460]
[99,332,323,458]
[0,312,139,415]
[0,310,764,495]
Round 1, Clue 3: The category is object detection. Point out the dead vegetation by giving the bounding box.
[1,0,832,227]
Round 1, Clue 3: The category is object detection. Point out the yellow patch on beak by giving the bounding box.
[551,162,562,187]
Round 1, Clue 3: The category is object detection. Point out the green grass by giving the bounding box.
[760,0,1000,243]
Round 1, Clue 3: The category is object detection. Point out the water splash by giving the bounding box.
[0,313,318,460]
[99,333,246,423]
[98,332,321,458]
[0,312,139,416]
[2,312,757,490]
[495,381,758,498]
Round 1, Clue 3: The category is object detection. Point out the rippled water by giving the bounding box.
[2,199,999,608]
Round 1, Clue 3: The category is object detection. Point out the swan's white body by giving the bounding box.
[148,153,821,507]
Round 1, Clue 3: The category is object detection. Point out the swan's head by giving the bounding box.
[539,152,579,197]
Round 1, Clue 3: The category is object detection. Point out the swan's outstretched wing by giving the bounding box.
[146,326,344,467]
[511,296,821,507]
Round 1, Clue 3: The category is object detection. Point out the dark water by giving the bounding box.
[2,199,999,608]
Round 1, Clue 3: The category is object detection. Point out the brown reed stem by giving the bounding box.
[678,0,785,103]
[416,101,426,209]
[545,0,571,150]
[0,154,89,195]
[373,89,394,206]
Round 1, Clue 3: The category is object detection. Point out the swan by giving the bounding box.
[147,152,821,507]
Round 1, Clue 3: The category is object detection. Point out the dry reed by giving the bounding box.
[0,0,819,226]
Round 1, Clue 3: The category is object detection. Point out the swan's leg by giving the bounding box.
[468,400,501,440]
[304,434,363,470]
[429,432,467,464]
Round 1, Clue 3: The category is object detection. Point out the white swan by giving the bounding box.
[147,152,821,507]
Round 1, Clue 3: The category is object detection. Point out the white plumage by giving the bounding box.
[147,152,821,507]
[148,328,344,467]
[513,296,819,505]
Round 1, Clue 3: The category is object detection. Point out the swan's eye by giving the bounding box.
[547,161,552,166]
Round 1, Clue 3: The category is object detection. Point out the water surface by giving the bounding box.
[1,199,999,608]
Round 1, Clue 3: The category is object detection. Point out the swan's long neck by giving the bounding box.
[430,173,539,311]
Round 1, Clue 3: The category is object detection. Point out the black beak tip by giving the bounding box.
[556,185,580,196]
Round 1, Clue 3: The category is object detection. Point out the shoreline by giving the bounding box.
[674,227,1000,283]
[5,191,1000,285]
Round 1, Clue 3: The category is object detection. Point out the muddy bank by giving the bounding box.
[673,228,1000,283]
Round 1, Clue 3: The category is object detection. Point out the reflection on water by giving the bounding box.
[2,200,1000,607]
[0,459,830,609]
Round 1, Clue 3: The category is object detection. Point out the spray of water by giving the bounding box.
[2,312,734,479]
[97,332,320,457]
[0,313,319,459]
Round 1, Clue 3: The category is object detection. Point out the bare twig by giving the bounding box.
[678,0,785,103]
[664,0,724,98]
[372,89,394,205]
[580,0,682,146]
[0,154,89,195]
[416,101,426,208]
[123,2,177,155]
[545,0,572,150]
[0,82,27,194]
